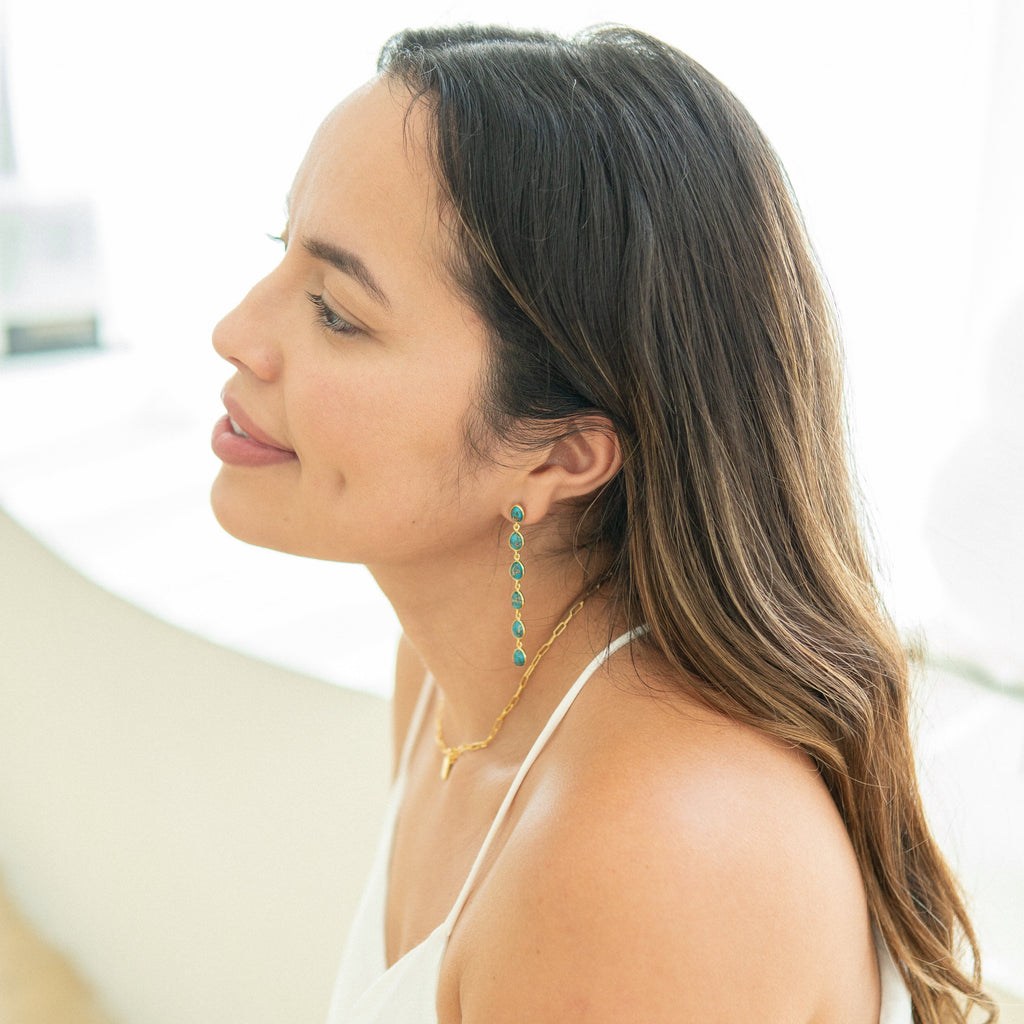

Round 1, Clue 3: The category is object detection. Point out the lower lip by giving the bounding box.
[211,415,298,467]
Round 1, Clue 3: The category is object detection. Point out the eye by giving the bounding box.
[306,292,361,337]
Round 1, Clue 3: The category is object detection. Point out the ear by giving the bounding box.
[514,416,622,523]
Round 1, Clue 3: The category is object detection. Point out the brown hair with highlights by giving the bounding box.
[380,25,994,1022]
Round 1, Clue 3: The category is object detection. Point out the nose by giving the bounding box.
[212,275,284,382]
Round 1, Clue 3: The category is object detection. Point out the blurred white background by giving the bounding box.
[1,0,1022,998]
[0,0,1021,693]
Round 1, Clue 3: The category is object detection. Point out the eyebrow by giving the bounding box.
[300,236,392,313]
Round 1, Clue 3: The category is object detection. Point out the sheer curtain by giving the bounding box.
[912,0,1024,993]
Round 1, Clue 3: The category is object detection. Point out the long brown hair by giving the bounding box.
[379,25,994,1022]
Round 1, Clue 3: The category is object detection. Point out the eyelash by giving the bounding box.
[306,292,361,337]
[267,235,360,338]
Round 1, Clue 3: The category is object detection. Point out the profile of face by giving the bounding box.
[211,81,514,571]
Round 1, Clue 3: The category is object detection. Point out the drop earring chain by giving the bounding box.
[435,595,586,780]
[509,503,526,667]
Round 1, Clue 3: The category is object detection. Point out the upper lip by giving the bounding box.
[222,393,295,453]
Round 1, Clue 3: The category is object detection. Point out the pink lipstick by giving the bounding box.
[211,398,297,468]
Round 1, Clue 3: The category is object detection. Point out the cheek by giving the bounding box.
[291,390,460,522]
[305,361,475,461]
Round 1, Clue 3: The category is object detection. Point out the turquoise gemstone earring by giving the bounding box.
[509,505,526,666]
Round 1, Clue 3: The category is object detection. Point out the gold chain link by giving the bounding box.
[435,597,586,780]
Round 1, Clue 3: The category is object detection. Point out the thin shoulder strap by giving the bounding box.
[442,627,646,933]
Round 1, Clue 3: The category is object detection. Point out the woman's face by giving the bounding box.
[211,79,508,569]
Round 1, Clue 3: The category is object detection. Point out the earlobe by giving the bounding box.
[517,417,622,521]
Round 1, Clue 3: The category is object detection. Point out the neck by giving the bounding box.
[368,539,611,747]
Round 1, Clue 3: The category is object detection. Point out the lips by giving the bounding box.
[211,395,298,467]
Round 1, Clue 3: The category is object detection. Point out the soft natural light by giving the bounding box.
[1,0,1021,691]
[1,0,1021,999]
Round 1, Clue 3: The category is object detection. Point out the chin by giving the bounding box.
[210,472,288,553]
[209,472,348,561]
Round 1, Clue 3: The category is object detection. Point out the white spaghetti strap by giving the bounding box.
[442,626,646,933]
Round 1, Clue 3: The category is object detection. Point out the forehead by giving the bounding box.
[287,79,448,301]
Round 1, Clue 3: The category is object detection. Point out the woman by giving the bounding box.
[210,24,993,1024]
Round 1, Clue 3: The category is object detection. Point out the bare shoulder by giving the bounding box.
[454,662,879,1023]
[391,632,427,778]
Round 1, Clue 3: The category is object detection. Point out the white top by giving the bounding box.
[326,628,913,1023]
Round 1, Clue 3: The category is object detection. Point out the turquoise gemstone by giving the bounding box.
[510,561,524,580]
[513,649,526,667]
[509,531,524,551]
[510,504,524,522]
[511,591,524,610]
[512,620,525,639]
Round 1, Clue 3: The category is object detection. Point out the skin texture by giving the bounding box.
[212,78,881,1023]
[212,79,493,569]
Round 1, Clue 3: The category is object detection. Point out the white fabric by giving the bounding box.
[877,936,914,1024]
[326,628,913,1023]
